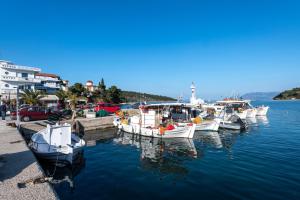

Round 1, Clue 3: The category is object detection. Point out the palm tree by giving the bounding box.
[67,92,78,121]
[20,89,45,105]
[56,89,68,108]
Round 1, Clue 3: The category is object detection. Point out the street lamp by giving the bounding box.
[13,85,21,128]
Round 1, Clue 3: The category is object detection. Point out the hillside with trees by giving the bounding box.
[59,78,175,104]
[242,92,279,101]
[273,88,300,100]
[121,91,176,102]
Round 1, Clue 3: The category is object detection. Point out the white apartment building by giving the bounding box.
[0,60,41,101]
[35,73,61,94]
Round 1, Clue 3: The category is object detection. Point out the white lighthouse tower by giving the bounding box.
[190,82,204,105]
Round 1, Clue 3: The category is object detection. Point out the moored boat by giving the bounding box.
[114,103,196,139]
[29,123,86,166]
[219,115,247,131]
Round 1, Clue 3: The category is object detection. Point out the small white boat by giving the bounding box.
[256,106,269,116]
[29,123,86,166]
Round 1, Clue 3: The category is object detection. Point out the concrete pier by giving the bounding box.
[19,116,116,139]
[0,119,58,200]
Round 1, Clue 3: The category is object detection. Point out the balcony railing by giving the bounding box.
[1,64,41,72]
[1,75,41,83]
[0,89,17,94]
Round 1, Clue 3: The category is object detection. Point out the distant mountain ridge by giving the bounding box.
[242,92,279,101]
[273,88,300,100]
[122,91,176,102]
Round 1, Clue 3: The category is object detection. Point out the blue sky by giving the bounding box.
[0,0,300,99]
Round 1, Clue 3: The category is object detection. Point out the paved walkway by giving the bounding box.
[0,118,58,200]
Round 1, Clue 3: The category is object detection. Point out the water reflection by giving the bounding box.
[246,117,257,125]
[256,116,269,125]
[41,153,86,191]
[194,131,223,149]
[114,132,198,175]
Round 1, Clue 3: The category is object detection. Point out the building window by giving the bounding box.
[5,71,9,75]
[21,73,28,78]
[5,84,9,88]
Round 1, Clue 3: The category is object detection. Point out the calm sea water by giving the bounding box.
[43,101,300,200]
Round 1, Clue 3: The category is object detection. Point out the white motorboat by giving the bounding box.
[256,106,269,116]
[29,123,86,166]
[218,112,248,131]
[214,100,250,120]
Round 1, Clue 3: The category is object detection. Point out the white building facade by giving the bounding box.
[35,73,62,94]
[0,60,41,101]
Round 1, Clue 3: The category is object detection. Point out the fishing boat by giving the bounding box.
[114,103,196,139]
[29,123,86,166]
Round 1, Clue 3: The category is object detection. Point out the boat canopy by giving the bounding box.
[216,100,251,104]
[141,103,193,110]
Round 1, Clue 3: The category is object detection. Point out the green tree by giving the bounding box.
[67,92,78,121]
[55,89,68,108]
[106,86,122,104]
[98,78,106,92]
[69,83,87,97]
[97,78,107,101]
[20,89,45,105]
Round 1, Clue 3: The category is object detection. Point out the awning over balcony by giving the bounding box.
[40,95,59,101]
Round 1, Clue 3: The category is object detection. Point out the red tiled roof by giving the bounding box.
[36,73,59,78]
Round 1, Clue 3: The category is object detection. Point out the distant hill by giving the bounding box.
[242,92,279,101]
[122,91,176,102]
[273,88,300,100]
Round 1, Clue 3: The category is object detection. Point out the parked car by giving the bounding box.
[81,103,95,110]
[94,103,120,113]
[10,106,52,122]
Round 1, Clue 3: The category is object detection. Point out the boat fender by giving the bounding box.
[159,127,166,135]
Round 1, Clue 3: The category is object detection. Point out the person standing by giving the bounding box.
[0,102,7,120]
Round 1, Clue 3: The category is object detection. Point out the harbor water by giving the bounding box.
[42,101,300,200]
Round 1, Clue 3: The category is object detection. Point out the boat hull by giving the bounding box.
[235,110,247,120]
[119,124,196,139]
[256,106,269,116]
[219,121,241,130]
[195,119,220,132]
[246,109,257,118]
[32,146,84,166]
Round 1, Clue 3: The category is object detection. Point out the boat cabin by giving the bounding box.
[139,103,193,128]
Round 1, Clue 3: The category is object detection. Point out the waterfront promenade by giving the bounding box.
[0,118,57,200]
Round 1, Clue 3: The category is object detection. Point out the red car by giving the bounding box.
[11,106,52,122]
[94,103,120,113]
